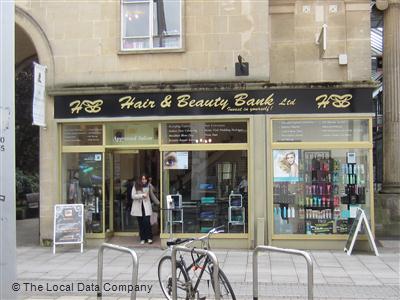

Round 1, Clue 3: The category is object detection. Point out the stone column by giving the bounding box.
[376,0,400,237]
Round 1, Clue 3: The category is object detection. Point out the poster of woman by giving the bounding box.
[273,150,299,182]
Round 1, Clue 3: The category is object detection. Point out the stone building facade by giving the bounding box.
[15,0,389,249]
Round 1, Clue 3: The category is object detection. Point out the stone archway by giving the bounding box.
[15,19,40,246]
[15,6,54,83]
[15,6,58,245]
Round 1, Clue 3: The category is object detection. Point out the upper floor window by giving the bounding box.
[121,0,182,51]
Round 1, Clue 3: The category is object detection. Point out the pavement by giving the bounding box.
[12,219,400,300]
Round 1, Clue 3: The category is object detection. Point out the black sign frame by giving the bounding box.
[53,204,84,254]
[54,88,373,119]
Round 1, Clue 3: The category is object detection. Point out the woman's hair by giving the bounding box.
[134,174,148,191]
[279,151,296,174]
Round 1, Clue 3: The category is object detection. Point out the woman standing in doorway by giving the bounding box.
[130,174,159,244]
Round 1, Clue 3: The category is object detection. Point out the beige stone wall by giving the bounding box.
[270,0,371,83]
[39,97,59,241]
[15,0,270,86]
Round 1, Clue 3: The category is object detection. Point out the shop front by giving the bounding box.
[269,117,374,249]
[59,119,249,246]
[54,86,374,249]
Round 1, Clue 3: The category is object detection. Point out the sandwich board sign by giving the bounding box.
[53,204,84,254]
[344,207,379,256]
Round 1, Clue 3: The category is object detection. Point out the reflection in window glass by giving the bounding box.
[122,0,181,50]
[62,124,103,146]
[123,3,149,37]
[62,153,103,234]
[105,123,158,145]
[162,122,247,144]
[273,149,370,235]
[163,151,248,234]
[153,0,180,48]
[273,119,370,143]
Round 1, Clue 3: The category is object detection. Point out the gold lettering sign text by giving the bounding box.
[70,100,103,114]
[176,94,229,110]
[316,94,352,109]
[119,96,156,110]
[234,93,274,107]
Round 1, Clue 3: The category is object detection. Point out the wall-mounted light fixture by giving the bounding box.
[235,55,249,76]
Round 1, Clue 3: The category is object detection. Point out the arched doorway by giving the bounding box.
[15,23,40,246]
[15,5,56,247]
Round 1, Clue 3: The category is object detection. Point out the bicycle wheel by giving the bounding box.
[158,255,190,300]
[210,266,236,299]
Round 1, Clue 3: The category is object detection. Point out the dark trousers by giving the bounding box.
[137,203,152,241]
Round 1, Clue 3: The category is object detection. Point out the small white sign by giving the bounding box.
[346,152,356,164]
[349,204,360,218]
[32,62,47,127]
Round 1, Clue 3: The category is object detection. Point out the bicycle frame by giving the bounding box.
[165,225,224,299]
[171,246,220,300]
[178,250,212,297]
[178,226,224,296]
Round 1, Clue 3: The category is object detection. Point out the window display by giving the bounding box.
[273,149,370,235]
[62,153,103,234]
[163,150,248,233]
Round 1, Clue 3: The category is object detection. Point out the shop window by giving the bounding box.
[162,122,247,144]
[273,119,370,143]
[272,149,370,235]
[62,124,103,146]
[105,123,158,145]
[162,150,248,234]
[121,0,182,51]
[62,153,104,234]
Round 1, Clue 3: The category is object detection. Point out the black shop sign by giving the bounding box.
[54,88,373,119]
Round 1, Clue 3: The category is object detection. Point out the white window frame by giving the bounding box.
[120,0,183,52]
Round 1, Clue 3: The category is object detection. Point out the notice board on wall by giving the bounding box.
[53,204,84,254]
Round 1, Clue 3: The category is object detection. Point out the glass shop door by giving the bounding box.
[110,150,160,235]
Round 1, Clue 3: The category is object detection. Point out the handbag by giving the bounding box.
[150,212,158,225]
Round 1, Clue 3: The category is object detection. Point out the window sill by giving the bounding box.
[272,234,369,240]
[160,233,249,239]
[118,48,185,55]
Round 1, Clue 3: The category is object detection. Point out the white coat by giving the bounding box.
[130,184,159,217]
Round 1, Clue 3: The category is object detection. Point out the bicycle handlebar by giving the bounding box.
[184,225,225,247]
[167,225,225,248]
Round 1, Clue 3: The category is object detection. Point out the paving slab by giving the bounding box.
[13,241,400,299]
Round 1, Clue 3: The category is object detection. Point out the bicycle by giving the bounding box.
[158,225,236,299]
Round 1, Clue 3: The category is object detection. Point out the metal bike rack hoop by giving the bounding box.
[253,245,313,300]
[171,245,220,300]
[97,243,139,300]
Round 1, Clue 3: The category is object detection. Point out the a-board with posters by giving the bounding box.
[53,204,84,254]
